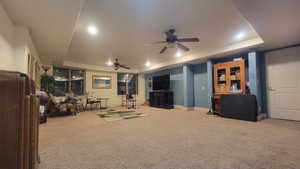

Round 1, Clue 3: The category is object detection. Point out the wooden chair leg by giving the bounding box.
[81,104,84,112]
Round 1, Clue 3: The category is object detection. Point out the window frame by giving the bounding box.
[53,67,85,96]
[117,73,138,95]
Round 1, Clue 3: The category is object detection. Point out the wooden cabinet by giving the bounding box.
[214,59,246,95]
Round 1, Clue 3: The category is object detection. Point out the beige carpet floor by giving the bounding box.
[38,106,300,169]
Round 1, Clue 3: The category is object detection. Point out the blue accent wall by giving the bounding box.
[183,65,194,107]
[248,52,258,97]
[248,51,266,114]
[146,64,210,108]
[145,51,267,112]
[212,54,248,64]
[145,67,184,105]
[207,60,213,109]
[259,53,268,114]
[193,63,209,108]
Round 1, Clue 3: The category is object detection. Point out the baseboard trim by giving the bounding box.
[174,105,208,111]
[174,105,185,110]
[194,107,209,112]
[186,107,195,111]
[257,113,268,121]
[174,105,194,111]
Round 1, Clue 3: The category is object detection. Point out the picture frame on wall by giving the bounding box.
[92,75,112,89]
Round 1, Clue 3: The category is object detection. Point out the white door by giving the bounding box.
[266,47,300,121]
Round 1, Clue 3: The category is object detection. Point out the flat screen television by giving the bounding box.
[152,74,170,90]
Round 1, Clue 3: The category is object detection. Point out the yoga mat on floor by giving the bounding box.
[96,110,145,121]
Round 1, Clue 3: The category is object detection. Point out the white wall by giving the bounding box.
[0,3,40,74]
[0,3,16,71]
[85,70,145,107]
[14,27,28,73]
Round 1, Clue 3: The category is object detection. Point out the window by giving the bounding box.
[71,70,85,95]
[117,73,138,95]
[53,67,85,95]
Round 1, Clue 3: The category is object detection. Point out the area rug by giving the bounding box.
[96,109,146,121]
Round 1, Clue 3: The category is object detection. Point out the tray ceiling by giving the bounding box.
[1,0,278,71]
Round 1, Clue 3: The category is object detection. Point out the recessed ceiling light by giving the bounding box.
[176,51,182,58]
[235,32,245,40]
[87,25,98,35]
[145,61,151,67]
[106,60,113,66]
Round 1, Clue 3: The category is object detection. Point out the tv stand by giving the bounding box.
[149,91,174,109]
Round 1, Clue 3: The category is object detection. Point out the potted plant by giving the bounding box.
[41,65,55,94]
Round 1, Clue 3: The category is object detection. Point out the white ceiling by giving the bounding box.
[233,0,300,50]
[66,0,260,71]
[3,0,297,72]
[1,0,85,64]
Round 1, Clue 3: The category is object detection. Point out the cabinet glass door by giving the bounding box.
[229,67,242,93]
[216,68,227,93]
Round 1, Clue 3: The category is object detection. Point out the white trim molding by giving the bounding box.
[174,105,209,111]
[257,113,268,121]
[194,107,209,112]
[174,105,186,110]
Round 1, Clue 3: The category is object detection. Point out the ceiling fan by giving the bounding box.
[152,29,200,54]
[113,58,130,70]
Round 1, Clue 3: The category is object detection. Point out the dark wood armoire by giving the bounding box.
[0,71,40,169]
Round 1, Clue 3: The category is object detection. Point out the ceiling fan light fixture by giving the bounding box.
[235,32,245,40]
[176,50,182,58]
[106,59,113,66]
[145,61,151,67]
[87,25,98,35]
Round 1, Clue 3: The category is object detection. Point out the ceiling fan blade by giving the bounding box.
[160,46,168,54]
[177,43,190,52]
[177,38,200,42]
[119,64,130,69]
[151,41,167,44]
[114,66,119,70]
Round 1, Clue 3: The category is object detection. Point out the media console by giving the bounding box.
[149,91,174,109]
[219,94,257,122]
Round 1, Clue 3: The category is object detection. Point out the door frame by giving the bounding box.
[265,55,273,119]
[265,46,300,121]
